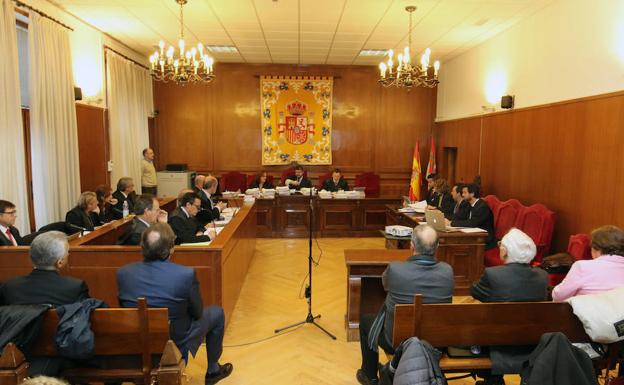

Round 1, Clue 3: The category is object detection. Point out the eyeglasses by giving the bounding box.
[0,211,16,215]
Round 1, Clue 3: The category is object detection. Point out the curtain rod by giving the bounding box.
[104,46,150,71]
[13,0,73,31]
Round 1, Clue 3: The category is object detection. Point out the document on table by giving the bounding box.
[459,228,487,233]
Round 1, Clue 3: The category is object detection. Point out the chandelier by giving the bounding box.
[149,0,215,85]
[378,6,440,89]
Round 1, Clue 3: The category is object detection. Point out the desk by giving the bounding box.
[253,195,401,238]
[344,246,486,341]
[0,200,256,324]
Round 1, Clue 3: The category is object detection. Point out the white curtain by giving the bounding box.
[106,51,152,192]
[29,13,81,228]
[0,0,30,233]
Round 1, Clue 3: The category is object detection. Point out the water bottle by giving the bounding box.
[122,200,129,218]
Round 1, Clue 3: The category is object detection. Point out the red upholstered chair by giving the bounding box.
[482,195,502,221]
[355,172,381,197]
[317,172,333,189]
[515,204,556,263]
[280,167,308,184]
[494,199,523,241]
[484,248,504,267]
[220,171,247,192]
[247,174,275,188]
[568,233,592,261]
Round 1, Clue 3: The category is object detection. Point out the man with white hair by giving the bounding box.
[470,228,548,385]
[470,228,548,302]
[357,224,454,385]
[0,231,90,306]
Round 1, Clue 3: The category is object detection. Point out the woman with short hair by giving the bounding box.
[65,192,99,231]
[552,225,624,301]
[249,171,274,190]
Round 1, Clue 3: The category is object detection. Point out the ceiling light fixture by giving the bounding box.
[378,6,440,89]
[207,45,238,53]
[149,0,215,85]
[359,49,388,57]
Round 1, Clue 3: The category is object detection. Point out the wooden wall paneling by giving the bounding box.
[75,104,108,191]
[436,91,624,251]
[435,117,480,185]
[212,64,262,171]
[153,81,213,171]
[375,86,435,174]
[331,68,377,172]
[152,63,438,193]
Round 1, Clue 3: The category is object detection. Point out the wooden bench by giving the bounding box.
[0,298,184,385]
[391,294,617,373]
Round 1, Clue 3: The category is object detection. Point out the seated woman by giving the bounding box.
[470,228,548,385]
[93,185,117,225]
[65,192,99,231]
[248,171,274,190]
[552,225,624,302]
[427,178,454,218]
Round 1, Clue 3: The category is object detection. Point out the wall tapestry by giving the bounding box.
[260,76,333,165]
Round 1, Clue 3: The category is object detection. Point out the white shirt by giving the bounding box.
[0,224,17,246]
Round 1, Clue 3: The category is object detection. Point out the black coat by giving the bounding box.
[285,175,312,190]
[111,190,135,220]
[92,204,114,225]
[520,332,598,385]
[117,217,149,245]
[451,200,470,221]
[0,270,90,307]
[431,192,454,219]
[322,178,349,192]
[451,199,496,249]
[65,207,95,231]
[0,225,24,246]
[248,180,275,190]
[426,190,439,206]
[168,208,210,244]
[196,190,220,221]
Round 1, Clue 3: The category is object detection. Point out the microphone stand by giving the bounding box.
[274,186,336,340]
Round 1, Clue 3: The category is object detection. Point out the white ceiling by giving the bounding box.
[50,0,553,65]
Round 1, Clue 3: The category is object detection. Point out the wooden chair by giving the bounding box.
[317,172,332,189]
[0,298,183,385]
[515,204,556,262]
[568,233,592,261]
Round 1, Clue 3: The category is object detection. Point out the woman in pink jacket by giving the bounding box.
[552,225,624,301]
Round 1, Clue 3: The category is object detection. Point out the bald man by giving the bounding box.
[357,225,454,385]
[197,176,227,222]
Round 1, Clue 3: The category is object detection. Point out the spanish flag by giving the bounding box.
[409,142,422,202]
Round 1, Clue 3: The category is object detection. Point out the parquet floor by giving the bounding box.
[185,238,521,385]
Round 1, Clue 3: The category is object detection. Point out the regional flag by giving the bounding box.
[426,136,437,178]
[409,142,422,202]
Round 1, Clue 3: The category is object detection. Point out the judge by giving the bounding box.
[249,171,274,190]
[65,192,99,231]
[285,165,312,190]
[322,168,349,192]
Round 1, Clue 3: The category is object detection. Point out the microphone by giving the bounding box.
[66,223,87,236]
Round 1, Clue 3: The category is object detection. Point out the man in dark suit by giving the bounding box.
[425,173,439,206]
[112,177,136,219]
[448,183,496,249]
[117,223,233,384]
[357,224,454,385]
[322,168,349,192]
[285,165,312,190]
[470,228,548,385]
[197,176,227,222]
[0,231,90,306]
[118,194,168,245]
[0,200,24,246]
[449,183,470,220]
[168,192,215,244]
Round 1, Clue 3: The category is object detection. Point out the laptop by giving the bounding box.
[425,210,462,232]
